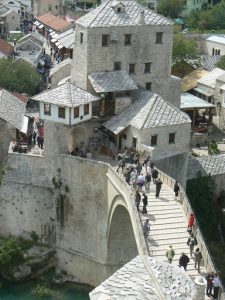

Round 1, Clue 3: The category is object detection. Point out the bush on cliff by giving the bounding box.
[0,237,24,270]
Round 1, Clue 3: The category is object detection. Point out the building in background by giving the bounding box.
[0,5,20,38]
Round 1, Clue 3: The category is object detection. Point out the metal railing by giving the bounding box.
[157,169,225,300]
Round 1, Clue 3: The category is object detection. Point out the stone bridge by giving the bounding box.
[0,153,224,299]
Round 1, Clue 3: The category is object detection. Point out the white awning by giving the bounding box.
[51,38,57,43]
[38,24,44,29]
[58,44,64,49]
[34,21,40,26]
[20,116,29,134]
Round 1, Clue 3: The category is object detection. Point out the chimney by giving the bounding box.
[139,10,145,25]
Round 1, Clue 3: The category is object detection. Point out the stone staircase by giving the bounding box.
[139,183,207,279]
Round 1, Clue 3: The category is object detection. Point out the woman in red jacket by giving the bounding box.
[187,213,195,234]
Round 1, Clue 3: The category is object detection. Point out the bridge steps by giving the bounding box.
[139,183,206,278]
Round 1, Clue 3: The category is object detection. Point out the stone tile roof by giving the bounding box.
[0,6,11,17]
[76,0,173,28]
[197,68,225,89]
[200,55,221,72]
[0,38,14,56]
[36,13,72,32]
[32,82,100,107]
[0,89,26,130]
[187,154,225,179]
[89,255,194,300]
[180,93,215,109]
[88,71,138,93]
[49,58,72,77]
[104,90,191,134]
[17,32,45,46]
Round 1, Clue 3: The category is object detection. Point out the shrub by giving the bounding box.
[31,284,52,298]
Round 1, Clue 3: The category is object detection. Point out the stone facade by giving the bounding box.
[33,0,62,16]
[71,0,181,108]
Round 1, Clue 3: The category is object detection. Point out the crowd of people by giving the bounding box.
[116,149,221,298]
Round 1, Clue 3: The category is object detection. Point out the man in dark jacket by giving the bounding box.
[142,192,148,214]
[155,178,163,198]
[179,253,190,271]
[152,168,158,183]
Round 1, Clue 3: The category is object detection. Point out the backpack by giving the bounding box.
[187,237,197,246]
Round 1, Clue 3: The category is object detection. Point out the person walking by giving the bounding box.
[173,181,180,200]
[117,158,125,173]
[143,219,150,238]
[213,273,221,299]
[137,173,145,191]
[187,213,195,233]
[152,168,158,184]
[145,172,151,192]
[179,253,190,271]
[165,245,175,264]
[187,233,197,257]
[142,192,148,214]
[135,190,141,212]
[206,271,214,297]
[155,178,163,198]
[194,248,202,273]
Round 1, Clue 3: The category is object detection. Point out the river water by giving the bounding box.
[0,280,92,300]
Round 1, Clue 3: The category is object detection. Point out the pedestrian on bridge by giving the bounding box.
[145,172,151,192]
[143,219,150,238]
[194,248,202,273]
[179,253,190,271]
[155,178,163,198]
[165,245,175,264]
[173,181,180,200]
[187,233,197,257]
[135,190,141,212]
[142,192,148,214]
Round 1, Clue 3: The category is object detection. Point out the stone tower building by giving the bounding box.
[71,0,181,107]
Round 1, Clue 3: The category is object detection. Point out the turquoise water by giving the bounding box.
[0,280,92,300]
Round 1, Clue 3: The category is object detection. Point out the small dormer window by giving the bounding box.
[111,1,125,13]
[117,7,122,13]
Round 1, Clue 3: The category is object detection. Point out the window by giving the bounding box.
[80,32,83,44]
[129,63,135,74]
[74,107,79,118]
[58,107,65,119]
[114,61,121,71]
[144,62,151,73]
[84,104,89,115]
[102,34,110,47]
[169,133,175,144]
[44,104,51,116]
[151,135,157,146]
[124,34,131,46]
[146,82,152,90]
[156,32,163,44]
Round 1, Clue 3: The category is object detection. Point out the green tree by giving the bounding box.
[186,173,217,239]
[172,33,200,76]
[216,55,225,70]
[157,0,184,18]
[0,58,42,95]
[0,238,24,270]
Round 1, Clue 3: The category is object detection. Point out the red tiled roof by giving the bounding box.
[36,13,71,32]
[0,38,14,56]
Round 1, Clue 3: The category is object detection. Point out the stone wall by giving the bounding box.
[71,23,181,107]
[0,153,55,242]
[155,152,189,188]
[50,64,71,88]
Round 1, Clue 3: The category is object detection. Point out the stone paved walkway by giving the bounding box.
[138,183,207,280]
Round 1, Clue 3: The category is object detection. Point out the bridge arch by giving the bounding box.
[107,195,138,268]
